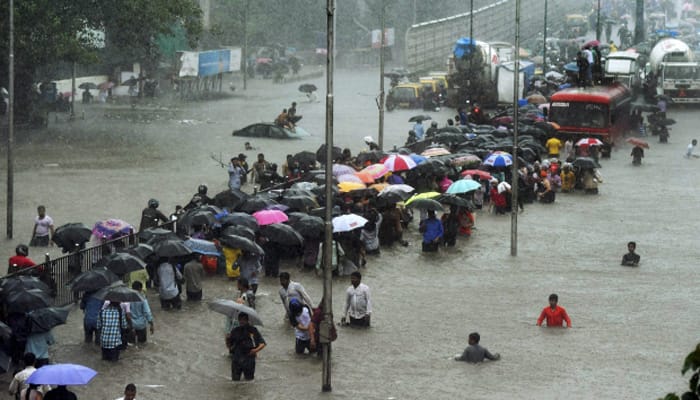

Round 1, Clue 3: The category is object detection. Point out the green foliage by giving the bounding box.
[659,344,700,400]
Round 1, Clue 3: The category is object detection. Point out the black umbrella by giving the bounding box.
[218,212,259,231]
[572,157,601,169]
[1,276,50,298]
[356,150,387,165]
[260,224,304,246]
[310,184,339,197]
[68,267,120,292]
[95,283,144,303]
[122,243,154,260]
[52,223,92,251]
[93,253,146,275]
[280,196,319,210]
[289,215,325,238]
[238,196,279,213]
[154,239,192,257]
[179,208,217,228]
[121,77,139,86]
[219,234,265,255]
[286,212,309,225]
[406,198,444,212]
[298,83,317,93]
[656,118,676,126]
[0,321,11,339]
[279,188,315,198]
[213,189,249,209]
[6,289,52,313]
[222,225,256,241]
[27,306,71,333]
[409,114,431,122]
[412,159,448,176]
[376,190,405,205]
[316,144,343,164]
[78,82,97,90]
[293,151,317,166]
[436,194,473,209]
[138,227,178,244]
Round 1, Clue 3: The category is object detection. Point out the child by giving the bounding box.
[236,277,256,309]
[621,241,640,266]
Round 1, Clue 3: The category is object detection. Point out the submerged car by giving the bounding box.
[232,123,311,139]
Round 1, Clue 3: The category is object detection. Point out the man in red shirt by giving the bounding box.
[537,293,572,328]
[8,244,36,274]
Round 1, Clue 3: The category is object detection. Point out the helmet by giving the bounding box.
[148,198,159,208]
[15,244,28,256]
[431,121,438,127]
[197,184,208,195]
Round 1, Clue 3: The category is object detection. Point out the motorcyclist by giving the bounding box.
[468,103,486,125]
[139,198,168,231]
[426,121,439,138]
[184,184,212,210]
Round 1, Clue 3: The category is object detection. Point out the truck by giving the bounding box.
[604,51,643,96]
[648,38,700,103]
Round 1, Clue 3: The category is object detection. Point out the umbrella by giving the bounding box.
[337,173,364,184]
[121,77,138,86]
[218,212,259,231]
[298,83,317,93]
[280,196,319,210]
[6,289,52,313]
[92,219,134,240]
[409,114,431,122]
[138,227,178,244]
[583,39,601,48]
[338,182,366,193]
[450,154,482,167]
[332,164,357,177]
[375,190,405,205]
[96,283,144,303]
[626,137,650,149]
[292,151,317,166]
[572,157,601,169]
[354,171,375,184]
[421,147,452,158]
[483,152,513,167]
[404,191,440,205]
[576,138,604,146]
[446,179,482,194]
[123,243,154,260]
[153,239,192,257]
[184,238,220,256]
[68,267,120,292]
[253,209,288,226]
[93,253,146,275]
[332,214,368,233]
[316,144,343,164]
[291,181,318,192]
[0,321,11,339]
[97,81,114,90]
[52,223,92,251]
[26,364,97,386]
[179,208,217,228]
[655,118,676,126]
[360,164,390,180]
[290,215,325,238]
[219,234,264,255]
[379,184,415,197]
[239,196,279,214]
[222,225,256,241]
[383,154,417,172]
[406,198,444,212]
[526,94,547,104]
[78,82,97,90]
[356,150,387,165]
[260,224,304,246]
[460,169,492,180]
[213,189,249,209]
[1,276,50,297]
[27,306,71,333]
[436,194,473,208]
[208,299,263,326]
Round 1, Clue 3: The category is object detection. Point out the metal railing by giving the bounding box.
[2,221,175,306]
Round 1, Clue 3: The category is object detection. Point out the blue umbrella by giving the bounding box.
[27,363,97,385]
[409,153,428,165]
[446,179,482,194]
[483,152,513,168]
[184,238,220,256]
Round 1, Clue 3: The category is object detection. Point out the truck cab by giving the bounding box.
[604,51,642,96]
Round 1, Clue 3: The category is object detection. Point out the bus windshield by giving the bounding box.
[549,102,609,128]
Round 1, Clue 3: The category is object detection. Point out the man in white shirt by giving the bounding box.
[341,271,372,328]
[8,353,50,397]
[30,205,54,247]
[278,272,313,317]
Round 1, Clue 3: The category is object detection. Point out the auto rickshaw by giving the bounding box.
[565,14,589,38]
[386,83,423,111]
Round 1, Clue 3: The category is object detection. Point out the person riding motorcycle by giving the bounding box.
[468,103,487,125]
[184,184,212,210]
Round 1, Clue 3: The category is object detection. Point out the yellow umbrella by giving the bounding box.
[338,182,366,193]
[404,191,440,205]
[369,183,389,192]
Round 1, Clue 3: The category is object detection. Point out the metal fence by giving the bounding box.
[2,221,175,307]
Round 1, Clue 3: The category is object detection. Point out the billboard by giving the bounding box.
[371,28,395,48]
[198,50,230,77]
[179,51,199,77]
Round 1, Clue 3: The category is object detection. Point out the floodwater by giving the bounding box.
[0,67,698,400]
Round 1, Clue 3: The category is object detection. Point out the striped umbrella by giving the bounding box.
[421,147,451,157]
[383,154,417,172]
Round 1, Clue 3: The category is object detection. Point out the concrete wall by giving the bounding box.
[404,0,588,72]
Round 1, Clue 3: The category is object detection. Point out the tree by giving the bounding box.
[659,343,700,400]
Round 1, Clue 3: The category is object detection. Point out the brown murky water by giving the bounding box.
[0,68,697,400]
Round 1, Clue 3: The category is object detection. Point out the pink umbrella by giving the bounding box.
[360,163,390,180]
[383,154,417,172]
[252,210,288,226]
[332,164,356,177]
[92,219,134,240]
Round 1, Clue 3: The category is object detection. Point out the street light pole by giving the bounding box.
[242,0,249,90]
[378,1,385,151]
[510,0,521,257]
[596,0,602,41]
[321,0,335,392]
[7,0,14,239]
[543,0,548,73]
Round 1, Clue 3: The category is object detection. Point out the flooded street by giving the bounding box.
[1,68,699,399]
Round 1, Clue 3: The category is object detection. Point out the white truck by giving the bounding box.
[648,38,700,103]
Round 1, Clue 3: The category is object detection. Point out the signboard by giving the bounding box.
[179,51,199,77]
[198,50,231,77]
[371,28,395,48]
[228,47,242,72]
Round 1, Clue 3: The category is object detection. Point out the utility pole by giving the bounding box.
[242,0,248,90]
[469,0,474,102]
[634,0,645,45]
[378,1,385,150]
[511,0,521,257]
[596,0,602,41]
[543,0,548,73]
[7,0,14,239]
[321,0,335,392]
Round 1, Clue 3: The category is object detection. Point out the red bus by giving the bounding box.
[548,83,633,157]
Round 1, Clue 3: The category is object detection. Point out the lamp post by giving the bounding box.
[543,0,548,73]
[596,0,602,41]
[378,1,385,150]
[7,0,14,239]
[510,0,521,257]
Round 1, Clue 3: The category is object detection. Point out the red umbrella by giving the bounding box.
[383,154,417,172]
[460,169,492,180]
[626,137,650,149]
[583,40,600,48]
[576,138,604,147]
